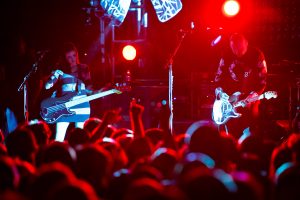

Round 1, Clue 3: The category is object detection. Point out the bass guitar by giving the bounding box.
[212,88,277,125]
[40,89,122,123]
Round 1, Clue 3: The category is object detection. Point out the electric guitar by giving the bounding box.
[212,88,277,125]
[40,89,122,124]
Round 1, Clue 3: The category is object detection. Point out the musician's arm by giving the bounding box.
[214,58,225,83]
[253,53,268,95]
[45,70,64,89]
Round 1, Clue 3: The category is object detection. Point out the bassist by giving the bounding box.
[44,43,92,141]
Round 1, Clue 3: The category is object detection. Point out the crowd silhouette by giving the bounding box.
[0,99,299,200]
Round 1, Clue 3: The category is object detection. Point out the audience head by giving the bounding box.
[23,120,52,146]
[123,177,164,200]
[0,156,20,192]
[185,120,224,167]
[46,179,99,200]
[275,162,300,200]
[150,147,178,179]
[65,128,90,147]
[269,145,293,178]
[29,162,76,200]
[99,137,128,172]
[126,137,153,166]
[5,127,38,163]
[231,171,264,200]
[75,144,113,196]
[35,142,76,171]
[179,167,235,200]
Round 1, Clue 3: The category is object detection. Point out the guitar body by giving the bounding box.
[40,93,90,124]
[212,99,241,125]
[40,88,123,124]
[212,88,277,125]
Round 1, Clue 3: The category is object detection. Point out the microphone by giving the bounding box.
[32,49,50,71]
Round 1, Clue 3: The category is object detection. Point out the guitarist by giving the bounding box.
[214,33,268,138]
[44,42,93,141]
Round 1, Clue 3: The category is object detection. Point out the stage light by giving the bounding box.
[223,0,240,17]
[89,0,132,26]
[122,45,137,61]
[87,0,183,25]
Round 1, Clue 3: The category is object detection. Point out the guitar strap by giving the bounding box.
[77,79,81,92]
[76,78,86,95]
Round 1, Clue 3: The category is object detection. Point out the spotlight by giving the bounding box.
[222,0,240,17]
[122,45,137,61]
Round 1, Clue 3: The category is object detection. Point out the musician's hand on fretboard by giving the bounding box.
[228,91,241,103]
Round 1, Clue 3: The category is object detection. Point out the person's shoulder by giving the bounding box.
[249,46,264,55]
[247,46,265,59]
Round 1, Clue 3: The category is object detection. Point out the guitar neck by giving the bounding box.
[234,94,264,108]
[65,89,117,108]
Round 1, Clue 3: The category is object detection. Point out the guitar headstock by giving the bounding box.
[114,82,132,93]
[112,89,122,94]
[264,91,278,99]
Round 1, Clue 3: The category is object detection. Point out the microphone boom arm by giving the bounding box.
[17,51,47,122]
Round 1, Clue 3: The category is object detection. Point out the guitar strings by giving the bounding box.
[45,104,66,114]
[44,89,119,115]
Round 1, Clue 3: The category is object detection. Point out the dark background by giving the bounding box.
[0,0,299,127]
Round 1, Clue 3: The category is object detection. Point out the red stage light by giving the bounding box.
[223,0,240,17]
[122,45,137,61]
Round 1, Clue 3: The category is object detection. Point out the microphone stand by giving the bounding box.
[17,51,46,122]
[165,30,189,134]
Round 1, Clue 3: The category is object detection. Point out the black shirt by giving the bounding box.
[215,46,267,97]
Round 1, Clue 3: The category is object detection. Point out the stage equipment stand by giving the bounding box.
[165,30,190,134]
[17,51,47,122]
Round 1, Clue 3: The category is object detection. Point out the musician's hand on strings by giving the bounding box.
[243,92,258,108]
[45,70,64,89]
[229,91,241,103]
[85,89,93,95]
[246,92,259,100]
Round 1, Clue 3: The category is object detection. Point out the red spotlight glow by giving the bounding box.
[223,0,240,17]
[122,45,137,61]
